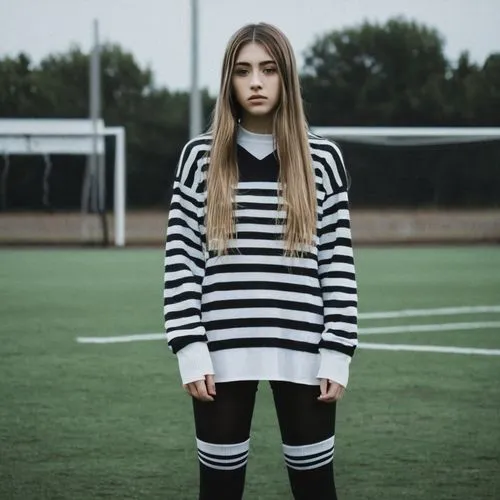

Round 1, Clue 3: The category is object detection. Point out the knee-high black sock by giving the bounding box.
[197,438,250,500]
[192,381,258,500]
[283,436,337,500]
[270,381,338,499]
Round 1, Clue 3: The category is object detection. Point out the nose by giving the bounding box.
[250,71,263,90]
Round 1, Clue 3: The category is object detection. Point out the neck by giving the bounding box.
[240,114,274,134]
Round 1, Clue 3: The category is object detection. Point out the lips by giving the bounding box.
[248,95,266,101]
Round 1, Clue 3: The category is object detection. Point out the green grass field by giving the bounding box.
[1,246,499,499]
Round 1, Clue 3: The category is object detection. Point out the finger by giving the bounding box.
[336,386,345,400]
[185,381,204,400]
[318,389,335,402]
[206,375,216,397]
[318,379,328,399]
[186,382,199,399]
[328,383,345,402]
[327,387,341,402]
[332,382,345,401]
[319,381,343,403]
[317,379,328,400]
[195,380,214,402]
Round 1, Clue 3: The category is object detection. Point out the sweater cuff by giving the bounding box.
[176,342,214,385]
[317,348,351,388]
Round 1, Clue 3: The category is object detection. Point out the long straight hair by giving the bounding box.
[206,23,316,256]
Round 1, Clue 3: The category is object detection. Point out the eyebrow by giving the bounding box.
[234,60,276,67]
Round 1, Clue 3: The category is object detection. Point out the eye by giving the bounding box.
[263,66,277,75]
[234,67,249,76]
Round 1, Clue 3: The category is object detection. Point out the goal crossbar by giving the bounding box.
[310,127,500,146]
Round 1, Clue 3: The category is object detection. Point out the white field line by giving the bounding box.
[76,305,500,349]
[361,321,500,335]
[76,334,500,356]
[359,305,500,320]
[77,333,164,344]
[76,319,500,344]
[76,319,500,356]
[359,343,500,356]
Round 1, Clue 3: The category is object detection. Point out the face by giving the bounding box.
[231,42,281,123]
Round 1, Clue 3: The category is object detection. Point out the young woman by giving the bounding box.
[164,22,358,500]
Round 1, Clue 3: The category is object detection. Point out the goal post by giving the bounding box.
[105,126,126,247]
[0,118,126,247]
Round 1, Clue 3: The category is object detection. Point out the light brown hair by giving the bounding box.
[206,23,316,256]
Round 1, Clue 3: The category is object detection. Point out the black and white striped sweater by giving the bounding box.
[163,130,358,387]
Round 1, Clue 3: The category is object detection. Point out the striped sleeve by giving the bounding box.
[164,139,214,384]
[316,142,358,388]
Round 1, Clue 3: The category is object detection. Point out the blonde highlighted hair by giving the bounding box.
[206,23,316,256]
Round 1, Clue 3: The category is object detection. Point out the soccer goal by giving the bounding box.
[310,126,500,244]
[0,119,126,247]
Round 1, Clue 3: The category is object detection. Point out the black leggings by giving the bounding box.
[192,380,337,500]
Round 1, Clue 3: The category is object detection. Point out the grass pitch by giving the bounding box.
[0,246,499,499]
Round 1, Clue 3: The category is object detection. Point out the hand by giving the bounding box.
[317,379,345,403]
[183,374,216,402]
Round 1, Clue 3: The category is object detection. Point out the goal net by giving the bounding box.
[310,126,500,244]
[0,119,125,246]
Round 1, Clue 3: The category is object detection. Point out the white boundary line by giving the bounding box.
[359,343,500,356]
[77,333,164,344]
[76,320,500,344]
[359,305,500,319]
[76,322,500,357]
[76,305,500,355]
[361,321,500,335]
[75,333,500,356]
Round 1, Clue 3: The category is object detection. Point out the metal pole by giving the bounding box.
[1,152,10,210]
[190,0,202,138]
[94,19,105,216]
[89,19,109,245]
[112,128,126,247]
[89,18,99,212]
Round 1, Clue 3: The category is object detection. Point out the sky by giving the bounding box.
[1,0,500,95]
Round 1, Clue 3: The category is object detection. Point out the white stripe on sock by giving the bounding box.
[198,455,248,471]
[198,451,249,465]
[196,438,250,471]
[286,454,334,471]
[285,449,333,466]
[282,435,334,457]
[196,438,250,457]
[282,436,335,471]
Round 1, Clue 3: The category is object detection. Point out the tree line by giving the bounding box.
[1,17,499,210]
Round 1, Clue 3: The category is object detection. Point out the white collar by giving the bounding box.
[237,126,275,160]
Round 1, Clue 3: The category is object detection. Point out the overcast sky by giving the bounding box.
[1,0,499,94]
